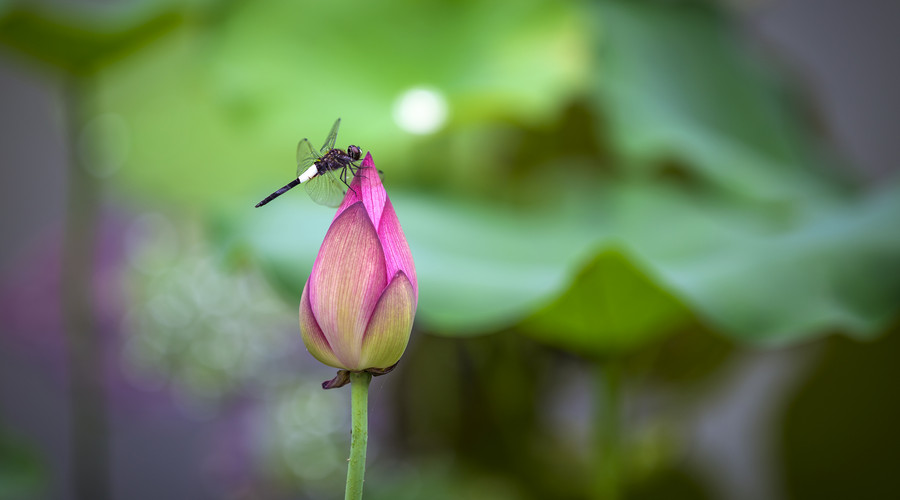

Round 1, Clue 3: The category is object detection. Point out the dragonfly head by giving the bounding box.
[347,145,362,162]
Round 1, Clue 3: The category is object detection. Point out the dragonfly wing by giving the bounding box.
[303,168,347,208]
[296,138,319,177]
[320,118,340,154]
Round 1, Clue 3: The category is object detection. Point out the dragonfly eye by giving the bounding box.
[348,145,361,161]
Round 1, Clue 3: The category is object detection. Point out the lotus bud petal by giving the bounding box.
[299,154,417,382]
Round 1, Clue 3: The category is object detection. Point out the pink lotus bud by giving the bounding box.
[299,153,417,382]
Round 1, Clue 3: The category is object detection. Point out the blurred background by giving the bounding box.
[1,0,899,499]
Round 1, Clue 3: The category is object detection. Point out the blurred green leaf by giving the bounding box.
[224,176,900,348]
[64,0,898,350]
[599,180,900,344]
[590,0,848,201]
[93,0,586,208]
[0,2,182,74]
[520,248,695,355]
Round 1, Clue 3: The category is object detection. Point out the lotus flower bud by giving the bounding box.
[299,153,417,387]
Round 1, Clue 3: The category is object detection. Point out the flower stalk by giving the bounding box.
[593,363,622,500]
[345,372,372,500]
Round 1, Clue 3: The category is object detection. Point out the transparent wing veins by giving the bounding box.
[320,118,340,154]
[295,138,319,177]
[303,167,346,208]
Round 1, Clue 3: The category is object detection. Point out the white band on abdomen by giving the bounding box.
[298,164,318,183]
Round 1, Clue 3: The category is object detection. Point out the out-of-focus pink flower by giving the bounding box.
[299,153,417,383]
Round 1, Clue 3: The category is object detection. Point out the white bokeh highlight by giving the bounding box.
[392,87,448,135]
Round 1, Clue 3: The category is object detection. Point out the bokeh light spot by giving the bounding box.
[392,87,448,135]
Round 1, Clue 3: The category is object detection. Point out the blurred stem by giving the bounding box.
[345,372,371,500]
[61,77,109,500]
[593,363,622,500]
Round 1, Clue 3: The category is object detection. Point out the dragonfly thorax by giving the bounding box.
[317,146,360,174]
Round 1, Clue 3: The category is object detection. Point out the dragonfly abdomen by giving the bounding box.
[254,178,301,208]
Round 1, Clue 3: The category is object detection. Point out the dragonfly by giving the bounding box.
[255,118,362,208]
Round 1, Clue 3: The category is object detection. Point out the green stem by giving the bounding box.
[345,372,372,500]
[62,77,110,500]
[593,363,622,500]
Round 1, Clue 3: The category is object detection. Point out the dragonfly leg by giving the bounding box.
[340,166,359,197]
[349,163,368,181]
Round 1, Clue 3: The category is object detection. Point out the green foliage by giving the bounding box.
[86,0,585,208]
[5,0,898,354]
[592,180,900,345]
[590,0,847,200]
[204,0,900,352]
[520,249,695,355]
[225,174,900,351]
[0,2,182,75]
